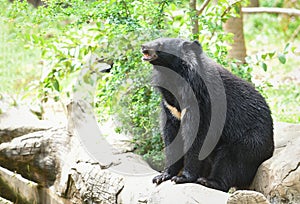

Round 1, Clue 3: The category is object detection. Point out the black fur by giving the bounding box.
[141,38,274,192]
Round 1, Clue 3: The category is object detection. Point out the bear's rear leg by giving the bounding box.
[196,177,228,191]
[196,146,259,192]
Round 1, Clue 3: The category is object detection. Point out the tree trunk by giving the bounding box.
[248,0,259,7]
[9,0,44,7]
[189,0,211,39]
[223,6,247,64]
[189,0,199,39]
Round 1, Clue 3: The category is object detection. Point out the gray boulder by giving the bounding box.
[252,122,300,203]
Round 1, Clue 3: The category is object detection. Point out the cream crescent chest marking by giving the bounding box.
[164,101,182,120]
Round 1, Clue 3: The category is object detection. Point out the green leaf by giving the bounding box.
[52,78,60,91]
[284,43,291,54]
[268,52,276,58]
[278,53,286,64]
[260,62,267,71]
[54,96,60,102]
[261,53,268,60]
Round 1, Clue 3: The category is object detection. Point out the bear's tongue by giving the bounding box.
[143,53,152,60]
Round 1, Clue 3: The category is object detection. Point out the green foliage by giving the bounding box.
[243,12,300,123]
[266,83,300,123]
[0,1,42,94]
[197,1,238,65]
[260,0,284,8]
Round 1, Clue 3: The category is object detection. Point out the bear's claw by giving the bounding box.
[152,172,173,185]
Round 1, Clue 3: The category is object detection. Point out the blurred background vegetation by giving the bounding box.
[0,0,299,169]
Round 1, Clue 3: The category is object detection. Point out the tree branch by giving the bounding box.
[190,0,199,37]
[242,7,300,16]
[221,1,241,18]
[197,0,211,16]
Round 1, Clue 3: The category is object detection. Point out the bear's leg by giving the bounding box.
[196,145,259,192]
[171,139,204,184]
[152,105,184,185]
[171,109,209,184]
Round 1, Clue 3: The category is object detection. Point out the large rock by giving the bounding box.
[252,122,300,203]
[227,190,270,204]
[148,182,271,204]
[148,181,230,204]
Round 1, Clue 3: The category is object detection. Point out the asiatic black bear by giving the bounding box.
[141,38,274,192]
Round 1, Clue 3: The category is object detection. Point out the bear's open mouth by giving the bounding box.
[141,49,157,61]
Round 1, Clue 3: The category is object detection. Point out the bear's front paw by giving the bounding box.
[171,172,197,184]
[152,172,173,185]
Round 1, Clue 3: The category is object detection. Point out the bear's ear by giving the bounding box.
[191,40,203,53]
[193,40,201,47]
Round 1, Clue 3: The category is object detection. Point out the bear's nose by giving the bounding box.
[141,45,147,51]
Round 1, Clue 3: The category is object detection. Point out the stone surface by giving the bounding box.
[148,181,230,204]
[227,190,270,204]
[251,122,300,203]
[101,117,135,153]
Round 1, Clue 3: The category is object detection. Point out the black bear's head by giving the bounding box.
[141,38,203,68]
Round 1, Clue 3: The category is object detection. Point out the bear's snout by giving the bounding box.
[141,47,158,62]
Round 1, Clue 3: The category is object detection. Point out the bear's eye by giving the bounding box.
[158,44,163,51]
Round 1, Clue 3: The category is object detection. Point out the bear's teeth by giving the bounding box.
[143,54,152,60]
